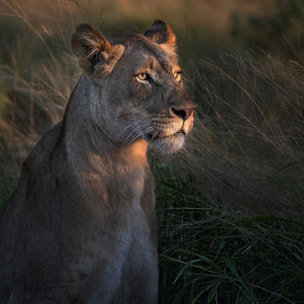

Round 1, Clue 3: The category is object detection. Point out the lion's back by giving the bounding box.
[0,122,67,300]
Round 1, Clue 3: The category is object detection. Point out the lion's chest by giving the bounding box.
[61,153,156,299]
[64,170,155,301]
[81,164,146,205]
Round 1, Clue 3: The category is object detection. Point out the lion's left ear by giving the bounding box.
[71,24,125,77]
[144,20,177,56]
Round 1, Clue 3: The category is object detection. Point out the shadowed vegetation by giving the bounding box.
[0,0,304,302]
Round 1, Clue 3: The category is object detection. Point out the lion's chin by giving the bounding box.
[150,132,185,154]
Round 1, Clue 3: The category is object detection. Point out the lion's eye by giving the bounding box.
[173,71,182,82]
[137,73,148,81]
[136,72,154,84]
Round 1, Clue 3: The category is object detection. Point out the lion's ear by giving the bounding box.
[71,24,124,77]
[144,20,176,56]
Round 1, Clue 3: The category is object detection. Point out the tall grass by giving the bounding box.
[154,51,304,302]
[155,164,304,303]
[0,0,79,202]
[1,0,304,303]
[183,51,304,218]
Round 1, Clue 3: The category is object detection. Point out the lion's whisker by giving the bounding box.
[121,118,153,144]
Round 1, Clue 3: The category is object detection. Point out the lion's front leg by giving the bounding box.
[128,256,159,304]
[112,249,158,304]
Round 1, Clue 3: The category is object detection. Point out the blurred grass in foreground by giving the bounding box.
[0,0,304,303]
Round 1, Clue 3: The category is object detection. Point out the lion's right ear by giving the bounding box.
[144,20,177,57]
[71,24,124,77]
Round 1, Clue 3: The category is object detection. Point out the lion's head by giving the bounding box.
[71,20,195,154]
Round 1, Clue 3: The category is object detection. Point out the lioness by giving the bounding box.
[0,20,194,303]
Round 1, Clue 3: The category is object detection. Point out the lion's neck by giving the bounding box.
[62,74,149,172]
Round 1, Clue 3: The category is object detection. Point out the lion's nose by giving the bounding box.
[171,107,193,121]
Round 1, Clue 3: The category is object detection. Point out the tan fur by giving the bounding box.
[0,20,195,303]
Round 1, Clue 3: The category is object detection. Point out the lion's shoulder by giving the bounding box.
[23,122,64,174]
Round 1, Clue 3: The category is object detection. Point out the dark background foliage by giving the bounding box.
[1,0,304,302]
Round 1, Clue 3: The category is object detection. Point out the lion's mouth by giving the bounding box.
[177,129,186,135]
[146,129,185,141]
[147,129,186,154]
